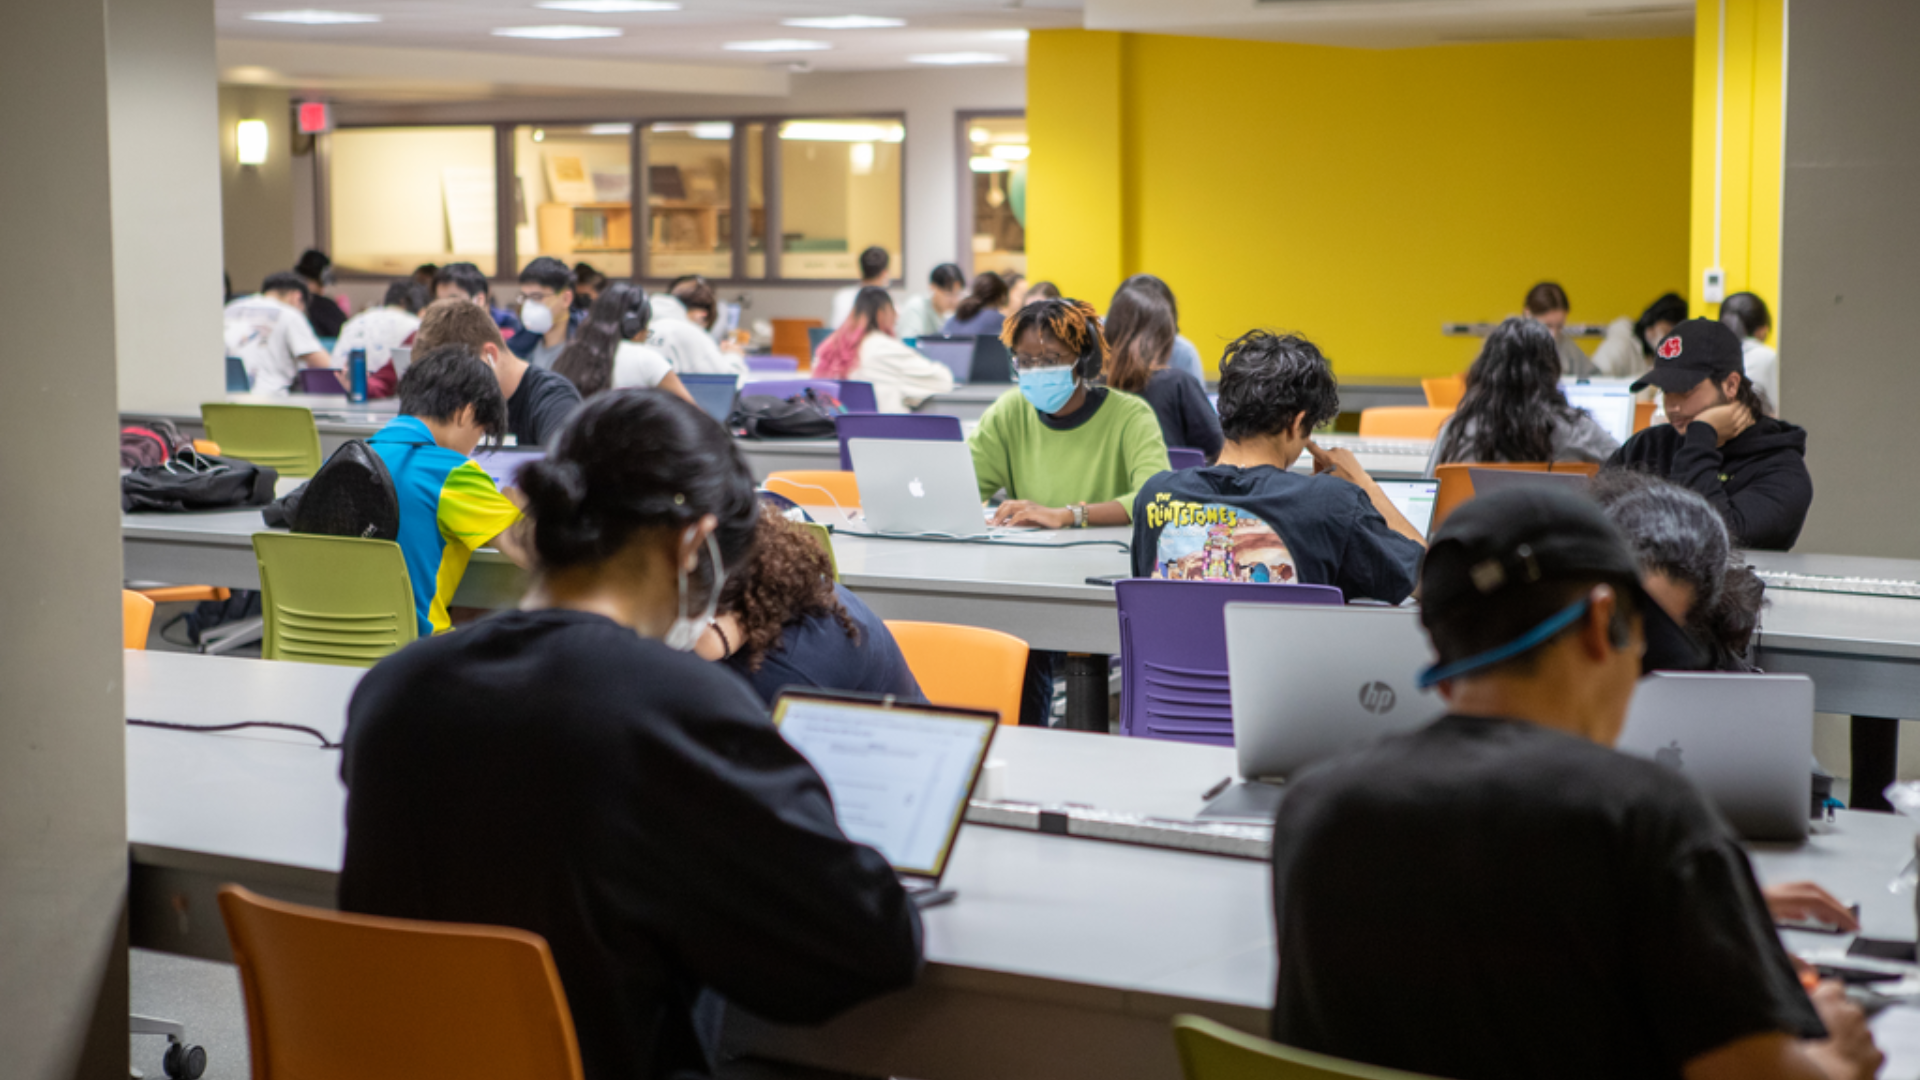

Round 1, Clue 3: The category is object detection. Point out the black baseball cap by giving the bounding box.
[1629,318,1745,394]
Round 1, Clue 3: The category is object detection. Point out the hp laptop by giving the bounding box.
[1615,672,1814,841]
[680,373,740,426]
[1374,479,1439,538]
[771,688,999,907]
[848,438,1000,537]
[1562,380,1637,444]
[915,336,979,384]
[470,447,544,490]
[1204,603,1445,820]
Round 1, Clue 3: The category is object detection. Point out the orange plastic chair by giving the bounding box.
[135,585,231,605]
[1358,406,1454,439]
[192,438,221,455]
[886,620,1029,726]
[123,590,156,650]
[1633,401,1656,433]
[771,318,824,372]
[1430,461,1602,533]
[765,470,860,511]
[1421,375,1466,409]
[217,885,585,1080]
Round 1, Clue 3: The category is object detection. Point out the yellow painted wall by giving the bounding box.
[1028,32,1694,377]
[1690,0,1785,327]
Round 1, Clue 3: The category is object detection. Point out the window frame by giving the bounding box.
[954,109,1026,279]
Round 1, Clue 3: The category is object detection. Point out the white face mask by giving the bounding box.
[520,297,556,336]
[662,530,726,652]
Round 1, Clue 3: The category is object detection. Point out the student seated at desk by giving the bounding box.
[812,286,955,413]
[1132,330,1422,599]
[941,271,1012,337]
[552,283,694,405]
[366,346,529,637]
[1607,318,1812,551]
[896,262,965,340]
[508,257,583,369]
[222,271,333,395]
[339,390,923,1080]
[1426,317,1619,475]
[1118,273,1206,384]
[413,298,582,447]
[1104,285,1222,462]
[829,245,891,329]
[1267,486,1880,1080]
[333,280,426,396]
[432,261,522,336]
[1522,279,1594,378]
[695,505,922,705]
[1722,291,1780,414]
[294,249,347,339]
[1592,291,1689,379]
[648,276,748,377]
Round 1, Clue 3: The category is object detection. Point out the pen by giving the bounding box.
[1201,776,1232,801]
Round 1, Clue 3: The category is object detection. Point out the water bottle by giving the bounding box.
[348,348,368,403]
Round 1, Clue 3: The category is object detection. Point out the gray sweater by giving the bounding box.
[1425,411,1620,476]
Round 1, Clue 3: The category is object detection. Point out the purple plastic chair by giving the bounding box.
[1115,578,1343,745]
[835,413,965,471]
[746,354,800,373]
[746,379,877,415]
[1168,447,1207,471]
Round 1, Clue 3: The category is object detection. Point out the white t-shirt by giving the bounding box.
[649,316,747,377]
[612,340,674,390]
[223,294,323,395]
[1742,338,1780,414]
[852,332,956,413]
[895,293,947,340]
[330,306,420,374]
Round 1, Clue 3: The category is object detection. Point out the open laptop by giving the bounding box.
[1562,380,1636,445]
[470,447,544,489]
[1204,603,1445,820]
[1374,479,1439,538]
[1616,672,1814,841]
[679,373,740,426]
[390,346,412,379]
[1467,469,1592,501]
[771,688,999,907]
[915,336,979,384]
[225,356,252,393]
[848,438,1009,537]
[969,334,1014,384]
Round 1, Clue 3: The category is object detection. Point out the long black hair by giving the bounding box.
[554,282,647,399]
[1434,317,1585,465]
[954,271,1009,322]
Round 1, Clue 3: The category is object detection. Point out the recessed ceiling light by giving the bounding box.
[493,24,623,38]
[908,52,1008,65]
[781,15,905,29]
[724,38,832,52]
[986,29,1030,40]
[536,0,679,10]
[244,9,381,24]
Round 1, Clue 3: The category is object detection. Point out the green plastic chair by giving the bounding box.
[1172,1016,1448,1080]
[253,533,417,667]
[201,403,325,478]
[801,521,838,581]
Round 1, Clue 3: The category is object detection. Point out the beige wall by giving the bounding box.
[219,84,294,294]
[112,0,223,414]
[329,125,497,276]
[3,4,135,1077]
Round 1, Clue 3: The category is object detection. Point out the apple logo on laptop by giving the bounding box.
[1655,740,1684,771]
[908,477,926,498]
[1357,681,1396,715]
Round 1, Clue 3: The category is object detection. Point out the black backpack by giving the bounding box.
[121,448,277,513]
[263,439,401,540]
[731,388,842,439]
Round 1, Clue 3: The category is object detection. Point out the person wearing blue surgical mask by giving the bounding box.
[507,256,583,369]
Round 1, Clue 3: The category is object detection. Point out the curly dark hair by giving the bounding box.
[1001,297,1107,381]
[1433,317,1586,465]
[720,506,856,672]
[1213,330,1341,443]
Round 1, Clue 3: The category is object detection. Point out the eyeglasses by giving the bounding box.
[1010,352,1075,373]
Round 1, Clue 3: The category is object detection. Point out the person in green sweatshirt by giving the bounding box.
[969,296,1170,725]
[973,297,1169,530]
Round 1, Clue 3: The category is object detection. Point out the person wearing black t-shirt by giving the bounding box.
[414,297,582,448]
[339,390,922,1080]
[1131,329,1423,600]
[1267,486,1879,1080]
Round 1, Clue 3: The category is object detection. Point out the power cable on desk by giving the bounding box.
[128,718,340,750]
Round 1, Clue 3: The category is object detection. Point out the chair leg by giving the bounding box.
[129,1014,183,1040]
[199,616,264,656]
[130,1014,206,1080]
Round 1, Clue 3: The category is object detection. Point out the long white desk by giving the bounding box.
[124,650,1920,1080]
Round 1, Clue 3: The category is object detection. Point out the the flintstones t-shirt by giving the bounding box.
[1130,464,1421,604]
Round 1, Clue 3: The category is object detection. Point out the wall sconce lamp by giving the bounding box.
[236,119,269,166]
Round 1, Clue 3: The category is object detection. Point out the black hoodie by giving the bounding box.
[1605,416,1812,550]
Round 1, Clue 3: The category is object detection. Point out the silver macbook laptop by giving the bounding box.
[1374,479,1438,538]
[1205,603,1445,820]
[1616,672,1813,841]
[1562,380,1636,444]
[848,438,996,537]
[772,689,998,907]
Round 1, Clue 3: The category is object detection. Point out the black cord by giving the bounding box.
[128,718,341,750]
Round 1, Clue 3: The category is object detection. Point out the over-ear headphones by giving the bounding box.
[1075,313,1106,382]
[620,289,649,340]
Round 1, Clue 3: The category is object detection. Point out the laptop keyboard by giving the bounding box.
[1317,436,1433,456]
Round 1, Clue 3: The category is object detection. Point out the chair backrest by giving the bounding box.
[748,378,877,414]
[1357,406,1454,440]
[1168,447,1207,471]
[1429,460,1600,534]
[745,354,800,373]
[808,325,833,356]
[835,412,965,471]
[1115,578,1342,744]
[217,886,584,1080]
[886,620,1029,725]
[200,403,325,478]
[294,369,346,395]
[122,590,156,650]
[252,532,418,666]
[1633,400,1656,433]
[800,521,838,580]
[770,317,823,369]
[764,470,861,512]
[1421,375,1466,409]
[1173,1014,1446,1080]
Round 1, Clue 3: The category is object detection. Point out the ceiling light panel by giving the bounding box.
[723,39,832,52]
[536,0,680,10]
[244,9,381,24]
[781,16,906,29]
[907,52,1009,65]
[492,24,624,38]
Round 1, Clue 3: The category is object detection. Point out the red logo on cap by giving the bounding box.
[1657,336,1684,359]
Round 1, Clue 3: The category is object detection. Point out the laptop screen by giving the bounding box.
[915,337,976,383]
[470,448,544,489]
[679,373,739,424]
[772,691,997,879]
[1374,479,1439,538]
[1562,382,1636,444]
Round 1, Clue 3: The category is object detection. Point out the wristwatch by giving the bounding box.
[1071,503,1088,528]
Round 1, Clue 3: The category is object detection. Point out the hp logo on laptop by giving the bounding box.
[1358,681,1397,715]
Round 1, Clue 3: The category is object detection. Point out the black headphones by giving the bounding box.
[620,289,649,340]
[1074,313,1106,382]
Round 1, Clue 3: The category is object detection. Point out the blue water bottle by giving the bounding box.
[348,347,368,403]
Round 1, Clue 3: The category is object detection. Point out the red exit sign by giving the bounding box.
[296,101,332,134]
